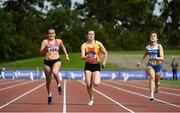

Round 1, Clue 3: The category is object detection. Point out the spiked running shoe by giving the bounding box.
[88,99,94,106]
[149,92,154,101]
[58,86,63,95]
[155,84,160,93]
[48,96,52,105]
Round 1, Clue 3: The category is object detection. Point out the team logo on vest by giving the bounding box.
[87,51,97,60]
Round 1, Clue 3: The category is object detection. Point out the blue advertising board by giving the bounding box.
[120,71,147,79]
[2,70,180,80]
[66,71,84,79]
[101,71,120,79]
[59,71,69,79]
[162,71,180,79]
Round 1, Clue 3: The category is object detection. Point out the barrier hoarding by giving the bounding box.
[66,71,84,79]
[120,71,147,79]
[101,71,120,79]
[2,70,180,80]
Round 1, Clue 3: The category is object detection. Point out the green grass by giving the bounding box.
[0,51,179,85]
[161,79,180,87]
[164,50,180,55]
[0,50,179,70]
[0,53,118,70]
[0,57,44,69]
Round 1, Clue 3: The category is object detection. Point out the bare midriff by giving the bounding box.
[44,52,60,60]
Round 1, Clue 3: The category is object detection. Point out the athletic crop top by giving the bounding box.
[146,44,160,59]
[82,40,101,63]
[46,39,60,52]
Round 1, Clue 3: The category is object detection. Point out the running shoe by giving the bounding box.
[88,99,94,106]
[48,96,52,105]
[149,92,154,101]
[58,86,63,95]
[155,84,160,93]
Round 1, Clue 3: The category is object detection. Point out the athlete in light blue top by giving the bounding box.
[136,31,164,101]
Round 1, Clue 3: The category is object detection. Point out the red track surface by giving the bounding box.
[0,79,180,113]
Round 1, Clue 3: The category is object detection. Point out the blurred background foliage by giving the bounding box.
[0,0,179,63]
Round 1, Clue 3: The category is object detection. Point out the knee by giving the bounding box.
[93,81,100,87]
[150,77,155,81]
[94,83,99,87]
[52,72,59,77]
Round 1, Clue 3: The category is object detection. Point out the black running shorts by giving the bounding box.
[84,62,101,72]
[44,58,61,69]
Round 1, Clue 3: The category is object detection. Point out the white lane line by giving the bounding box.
[0,112,179,113]
[159,86,180,92]
[79,81,135,113]
[0,80,35,91]
[107,81,180,97]
[0,80,21,86]
[0,83,45,109]
[102,82,180,108]
[129,81,180,92]
[63,80,66,113]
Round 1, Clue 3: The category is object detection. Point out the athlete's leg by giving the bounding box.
[146,67,155,100]
[92,71,101,87]
[52,62,62,95]
[52,62,61,86]
[44,65,52,96]
[85,70,94,101]
[154,72,161,93]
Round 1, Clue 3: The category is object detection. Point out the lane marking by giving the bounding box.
[2,112,179,113]
[0,83,45,109]
[129,80,180,92]
[0,80,35,91]
[79,81,135,113]
[107,81,180,97]
[158,86,180,92]
[63,80,66,113]
[102,82,180,108]
[0,80,21,86]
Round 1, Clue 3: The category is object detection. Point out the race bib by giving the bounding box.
[87,52,96,60]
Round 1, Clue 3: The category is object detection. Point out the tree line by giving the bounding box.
[0,0,179,63]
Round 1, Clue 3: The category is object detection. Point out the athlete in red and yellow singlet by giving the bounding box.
[81,30,108,106]
[82,40,101,63]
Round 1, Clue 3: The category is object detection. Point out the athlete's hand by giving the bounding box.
[66,55,70,61]
[84,55,89,59]
[136,62,141,67]
[102,63,106,68]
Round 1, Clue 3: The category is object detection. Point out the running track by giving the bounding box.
[0,79,180,113]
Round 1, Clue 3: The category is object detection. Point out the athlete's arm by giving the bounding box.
[59,39,69,61]
[80,44,88,60]
[40,40,47,56]
[99,42,108,67]
[136,48,147,67]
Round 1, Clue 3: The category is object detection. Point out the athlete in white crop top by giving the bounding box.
[136,31,164,101]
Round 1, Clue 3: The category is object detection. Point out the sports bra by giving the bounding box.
[46,39,60,52]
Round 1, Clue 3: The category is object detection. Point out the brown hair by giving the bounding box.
[48,27,56,33]
[150,31,158,38]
